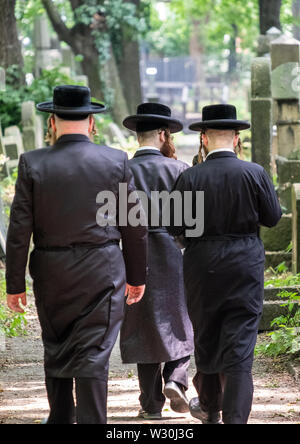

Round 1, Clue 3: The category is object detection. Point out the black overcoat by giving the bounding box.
[6,134,148,378]
[168,151,282,374]
[120,149,194,364]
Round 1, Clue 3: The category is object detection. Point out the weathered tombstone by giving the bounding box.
[292,183,300,273]
[22,101,44,151]
[0,67,5,92]
[34,16,63,77]
[260,214,292,251]
[61,46,77,73]
[271,34,300,70]
[270,35,300,213]
[34,15,51,50]
[251,57,273,176]
[271,62,300,160]
[257,27,282,57]
[271,36,300,160]
[276,155,300,212]
[2,126,24,175]
[0,194,6,261]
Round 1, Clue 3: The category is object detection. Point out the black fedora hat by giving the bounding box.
[36,85,106,119]
[123,103,183,134]
[189,104,250,132]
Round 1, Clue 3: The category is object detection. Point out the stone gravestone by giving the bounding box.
[292,183,300,273]
[34,16,62,77]
[271,35,300,159]
[2,126,24,175]
[22,101,44,151]
[251,57,273,177]
[270,35,300,212]
[0,192,6,261]
[61,46,77,74]
[0,67,5,92]
[257,27,282,57]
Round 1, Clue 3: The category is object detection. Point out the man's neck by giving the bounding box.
[207,146,234,153]
[206,147,235,159]
[138,144,161,151]
[56,130,89,139]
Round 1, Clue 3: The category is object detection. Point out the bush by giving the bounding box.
[256,290,300,358]
[0,66,86,130]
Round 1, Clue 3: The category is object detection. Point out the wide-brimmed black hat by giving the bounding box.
[36,85,106,119]
[189,104,250,132]
[123,103,183,134]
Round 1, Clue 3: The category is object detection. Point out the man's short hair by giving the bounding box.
[55,113,90,121]
[136,129,160,143]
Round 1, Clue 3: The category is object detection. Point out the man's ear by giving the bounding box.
[89,115,95,133]
[234,133,240,147]
[50,115,56,132]
[159,130,166,144]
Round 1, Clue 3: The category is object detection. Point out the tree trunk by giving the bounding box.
[259,0,282,34]
[228,24,238,76]
[41,0,129,127]
[117,0,142,114]
[0,0,24,85]
[189,19,206,110]
[118,38,142,114]
[105,46,131,128]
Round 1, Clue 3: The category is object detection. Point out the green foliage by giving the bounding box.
[0,67,80,130]
[74,0,147,64]
[146,3,190,57]
[256,290,300,357]
[29,68,84,107]
[265,271,300,288]
[145,0,300,69]
[0,271,27,338]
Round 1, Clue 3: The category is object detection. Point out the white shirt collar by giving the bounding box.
[206,148,235,158]
[136,146,160,152]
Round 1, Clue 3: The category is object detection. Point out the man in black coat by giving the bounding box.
[168,104,282,424]
[6,86,148,424]
[120,103,194,420]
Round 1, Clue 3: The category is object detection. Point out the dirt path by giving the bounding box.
[0,295,299,425]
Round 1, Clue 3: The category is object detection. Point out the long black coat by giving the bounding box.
[120,149,194,364]
[169,151,282,374]
[6,134,148,378]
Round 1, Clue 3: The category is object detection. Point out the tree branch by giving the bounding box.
[41,0,74,47]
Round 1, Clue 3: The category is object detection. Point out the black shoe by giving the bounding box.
[138,409,162,420]
[163,381,190,413]
[189,398,222,424]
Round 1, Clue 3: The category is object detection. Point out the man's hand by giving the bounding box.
[125,284,145,306]
[7,292,27,313]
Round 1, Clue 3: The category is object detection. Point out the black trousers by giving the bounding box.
[45,377,108,424]
[137,356,190,414]
[193,370,254,424]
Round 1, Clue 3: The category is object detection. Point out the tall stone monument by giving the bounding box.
[270,34,300,212]
[21,101,44,151]
[271,35,300,159]
[34,16,62,77]
[251,57,273,176]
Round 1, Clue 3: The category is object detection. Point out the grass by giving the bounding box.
[0,269,28,338]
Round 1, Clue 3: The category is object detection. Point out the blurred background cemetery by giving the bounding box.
[0,0,300,362]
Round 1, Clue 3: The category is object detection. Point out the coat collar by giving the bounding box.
[133,148,164,158]
[55,134,91,144]
[206,151,237,161]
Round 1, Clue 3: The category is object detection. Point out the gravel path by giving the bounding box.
[0,296,299,425]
